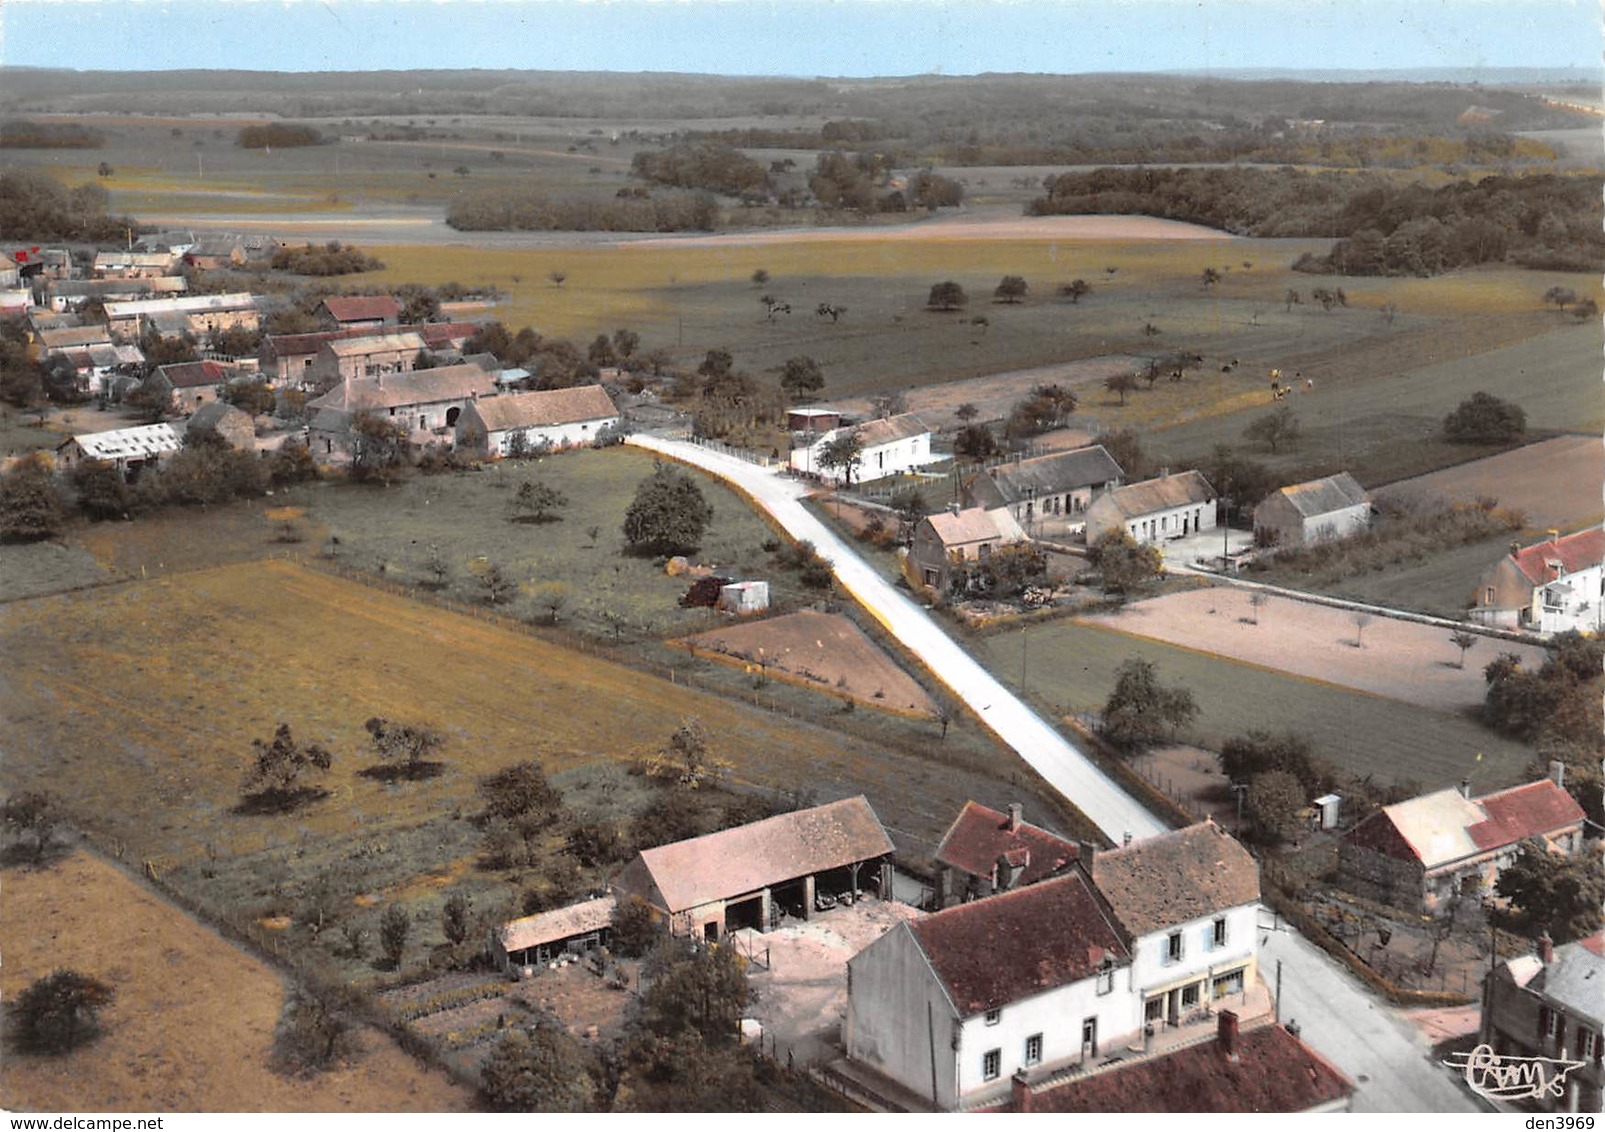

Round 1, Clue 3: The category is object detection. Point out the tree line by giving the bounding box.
[236,123,325,149]
[0,120,106,149]
[1029,167,1604,274]
[446,188,718,232]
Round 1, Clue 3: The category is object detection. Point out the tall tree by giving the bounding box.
[1243,405,1301,453]
[480,1017,595,1112]
[622,465,715,555]
[0,454,66,543]
[1494,839,1605,942]
[2,791,62,865]
[1088,529,1164,595]
[240,723,334,812]
[778,355,824,403]
[364,717,445,779]
[379,904,411,970]
[1103,371,1139,406]
[993,275,1028,303]
[817,432,863,486]
[1100,659,1198,752]
[926,280,967,311]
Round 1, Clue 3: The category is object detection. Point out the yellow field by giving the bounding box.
[0,852,472,1112]
[0,559,1060,873]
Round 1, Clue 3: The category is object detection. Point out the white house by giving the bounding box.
[790,412,936,484]
[1083,470,1217,546]
[1087,821,1261,1035]
[844,869,1139,1111]
[964,445,1125,532]
[1253,471,1370,548]
[1471,527,1604,635]
[103,293,259,339]
[454,384,621,456]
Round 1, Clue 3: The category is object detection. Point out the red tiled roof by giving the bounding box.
[1466,780,1585,852]
[319,295,401,324]
[1510,528,1605,585]
[1025,1023,1353,1113]
[1580,932,1604,957]
[158,360,229,388]
[933,801,1079,889]
[416,321,481,349]
[909,870,1129,1015]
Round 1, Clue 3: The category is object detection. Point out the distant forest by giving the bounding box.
[1029,168,1605,274]
[0,119,105,148]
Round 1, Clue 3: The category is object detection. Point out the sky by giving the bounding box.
[0,0,1597,77]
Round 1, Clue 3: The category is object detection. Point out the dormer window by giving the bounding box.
[1095,958,1114,995]
[984,1009,1001,1026]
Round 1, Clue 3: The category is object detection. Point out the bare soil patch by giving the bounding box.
[620,213,1233,250]
[1082,587,1550,713]
[679,609,935,715]
[1376,435,1604,531]
[0,852,472,1113]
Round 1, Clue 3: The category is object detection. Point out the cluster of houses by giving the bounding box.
[490,796,1358,1113]
[9,258,626,479]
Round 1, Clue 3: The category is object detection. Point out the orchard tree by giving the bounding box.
[441,893,473,947]
[364,717,445,780]
[778,355,824,403]
[622,464,715,554]
[1543,285,1578,311]
[926,280,968,312]
[1448,630,1479,669]
[636,936,750,1043]
[506,479,569,524]
[1100,659,1198,752]
[1243,405,1301,453]
[349,411,413,483]
[8,971,115,1054]
[274,977,359,1072]
[1443,392,1526,444]
[1104,371,1139,407]
[953,424,999,464]
[379,904,411,970]
[641,718,731,789]
[240,724,334,812]
[1058,279,1091,303]
[993,275,1028,303]
[612,328,641,364]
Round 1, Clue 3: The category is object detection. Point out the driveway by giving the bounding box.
[629,433,1169,843]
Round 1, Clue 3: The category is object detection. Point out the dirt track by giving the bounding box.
[1082,587,1550,713]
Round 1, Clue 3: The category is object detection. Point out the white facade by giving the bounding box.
[485,417,616,455]
[790,419,937,484]
[844,919,1141,1111]
[1129,902,1259,1029]
[1115,500,1215,545]
[1533,562,1604,634]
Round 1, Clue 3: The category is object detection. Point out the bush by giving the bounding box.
[1443,392,1526,444]
[610,897,666,958]
[7,971,114,1054]
[0,454,67,542]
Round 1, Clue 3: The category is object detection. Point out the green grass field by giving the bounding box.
[977,620,1536,793]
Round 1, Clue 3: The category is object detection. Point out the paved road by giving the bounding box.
[1260,913,1483,1113]
[629,433,1169,843]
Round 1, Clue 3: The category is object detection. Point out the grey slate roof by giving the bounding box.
[970,445,1125,509]
[1265,472,1368,518]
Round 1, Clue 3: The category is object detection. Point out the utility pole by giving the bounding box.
[1274,959,1283,1023]
[1231,782,1248,837]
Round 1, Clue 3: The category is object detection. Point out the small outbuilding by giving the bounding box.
[717,580,770,614]
[1253,472,1369,548]
[185,401,256,449]
[492,894,617,975]
[55,422,184,480]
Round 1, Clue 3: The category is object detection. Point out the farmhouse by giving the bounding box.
[931,800,1079,908]
[998,1014,1354,1113]
[184,401,256,450]
[104,293,260,339]
[307,331,428,387]
[47,277,186,311]
[454,384,621,456]
[1253,472,1370,548]
[184,235,280,271]
[93,250,179,279]
[1088,821,1262,1035]
[612,795,894,941]
[1470,527,1605,635]
[1337,767,1586,914]
[1083,470,1217,546]
[414,321,482,354]
[315,294,402,330]
[1480,931,1603,1113]
[306,363,498,451]
[790,413,937,484]
[46,342,146,397]
[55,422,183,479]
[143,359,239,413]
[37,325,115,354]
[843,868,1137,1111]
[907,506,1025,595]
[491,894,616,975]
[964,445,1125,533]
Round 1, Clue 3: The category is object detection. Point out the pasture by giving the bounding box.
[0,560,1094,981]
[0,851,472,1112]
[1080,588,1550,713]
[977,619,1537,793]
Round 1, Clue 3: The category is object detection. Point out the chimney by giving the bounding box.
[1011,1070,1033,1113]
[1078,839,1098,867]
[1550,760,1566,789]
[1122,831,1133,847]
[1218,1010,1240,1063]
[1007,802,1023,832]
[948,501,961,516]
[1548,528,1561,544]
[1458,778,1472,799]
[1539,931,1554,965]
[1509,540,1521,557]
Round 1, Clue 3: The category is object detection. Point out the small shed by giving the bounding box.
[1312,794,1342,831]
[492,894,617,974]
[717,580,770,615]
[185,401,256,450]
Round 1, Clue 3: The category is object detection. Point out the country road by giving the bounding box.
[630,431,1486,1113]
[628,432,1169,844]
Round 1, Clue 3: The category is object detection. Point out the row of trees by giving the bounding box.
[446,188,718,233]
[1029,167,1603,274]
[269,241,385,276]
